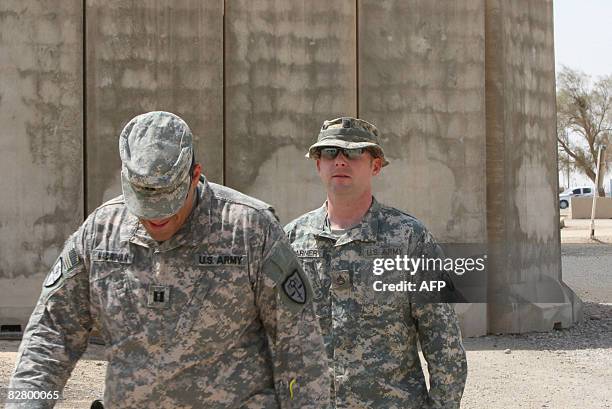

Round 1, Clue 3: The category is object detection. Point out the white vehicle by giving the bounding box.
[559,186,594,209]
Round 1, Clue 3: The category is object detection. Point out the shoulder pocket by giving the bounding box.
[264,240,313,314]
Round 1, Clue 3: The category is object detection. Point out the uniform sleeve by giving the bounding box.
[410,303,467,408]
[410,231,468,409]
[7,221,93,409]
[256,221,331,409]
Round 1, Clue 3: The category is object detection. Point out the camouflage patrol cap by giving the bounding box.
[119,111,194,219]
[307,117,389,166]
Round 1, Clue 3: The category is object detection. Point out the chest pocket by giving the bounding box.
[356,244,409,320]
[90,250,141,345]
[175,253,253,348]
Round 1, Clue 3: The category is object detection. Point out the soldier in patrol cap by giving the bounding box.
[8,111,330,408]
[285,117,467,408]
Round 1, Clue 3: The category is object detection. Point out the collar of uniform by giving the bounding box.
[312,197,380,245]
[310,203,336,241]
[120,210,143,246]
[126,177,213,251]
[334,197,380,246]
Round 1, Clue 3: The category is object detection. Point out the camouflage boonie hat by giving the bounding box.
[119,111,194,219]
[306,117,389,166]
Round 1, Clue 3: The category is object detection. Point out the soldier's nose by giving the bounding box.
[334,157,348,166]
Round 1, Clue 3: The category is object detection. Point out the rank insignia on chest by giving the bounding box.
[147,284,171,309]
[196,254,246,266]
[283,270,307,304]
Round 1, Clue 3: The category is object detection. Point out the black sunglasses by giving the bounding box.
[317,147,367,160]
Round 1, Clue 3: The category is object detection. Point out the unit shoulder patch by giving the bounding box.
[282,269,307,304]
[44,257,63,287]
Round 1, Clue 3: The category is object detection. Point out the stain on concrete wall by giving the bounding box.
[0,0,83,323]
[86,0,223,213]
[359,0,487,242]
[248,145,327,223]
[485,0,579,333]
[224,0,357,221]
[486,0,559,276]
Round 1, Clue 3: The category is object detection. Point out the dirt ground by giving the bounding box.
[1,300,610,409]
[0,341,106,408]
[461,301,612,409]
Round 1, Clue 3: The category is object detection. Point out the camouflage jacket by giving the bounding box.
[284,198,467,409]
[9,178,330,409]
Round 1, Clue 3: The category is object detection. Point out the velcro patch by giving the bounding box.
[44,257,63,287]
[196,254,246,266]
[147,284,172,309]
[282,270,307,304]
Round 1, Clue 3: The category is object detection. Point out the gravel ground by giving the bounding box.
[561,244,612,303]
[461,301,612,409]
[1,244,611,408]
[460,243,612,409]
[0,342,106,408]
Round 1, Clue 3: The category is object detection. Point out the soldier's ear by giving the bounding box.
[191,164,202,187]
[371,157,382,175]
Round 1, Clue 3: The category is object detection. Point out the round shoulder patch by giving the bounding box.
[282,269,307,304]
[44,257,63,287]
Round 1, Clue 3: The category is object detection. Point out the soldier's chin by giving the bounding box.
[330,181,355,193]
[142,220,176,241]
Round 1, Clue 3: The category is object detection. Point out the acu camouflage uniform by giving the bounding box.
[9,112,330,409]
[290,116,467,408]
[284,199,467,408]
[9,179,329,409]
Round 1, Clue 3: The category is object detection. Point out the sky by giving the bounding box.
[554,0,612,79]
[554,0,612,190]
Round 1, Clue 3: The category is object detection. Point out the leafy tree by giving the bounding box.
[556,66,612,196]
[557,146,574,193]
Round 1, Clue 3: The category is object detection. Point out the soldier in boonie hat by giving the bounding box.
[285,115,467,408]
[306,116,389,167]
[119,111,194,219]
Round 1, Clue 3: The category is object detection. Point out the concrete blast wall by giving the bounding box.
[0,0,84,330]
[570,197,612,219]
[86,0,224,212]
[485,0,581,333]
[224,0,356,220]
[359,0,487,335]
[0,0,580,336]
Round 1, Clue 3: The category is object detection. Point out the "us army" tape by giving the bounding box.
[196,254,246,266]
